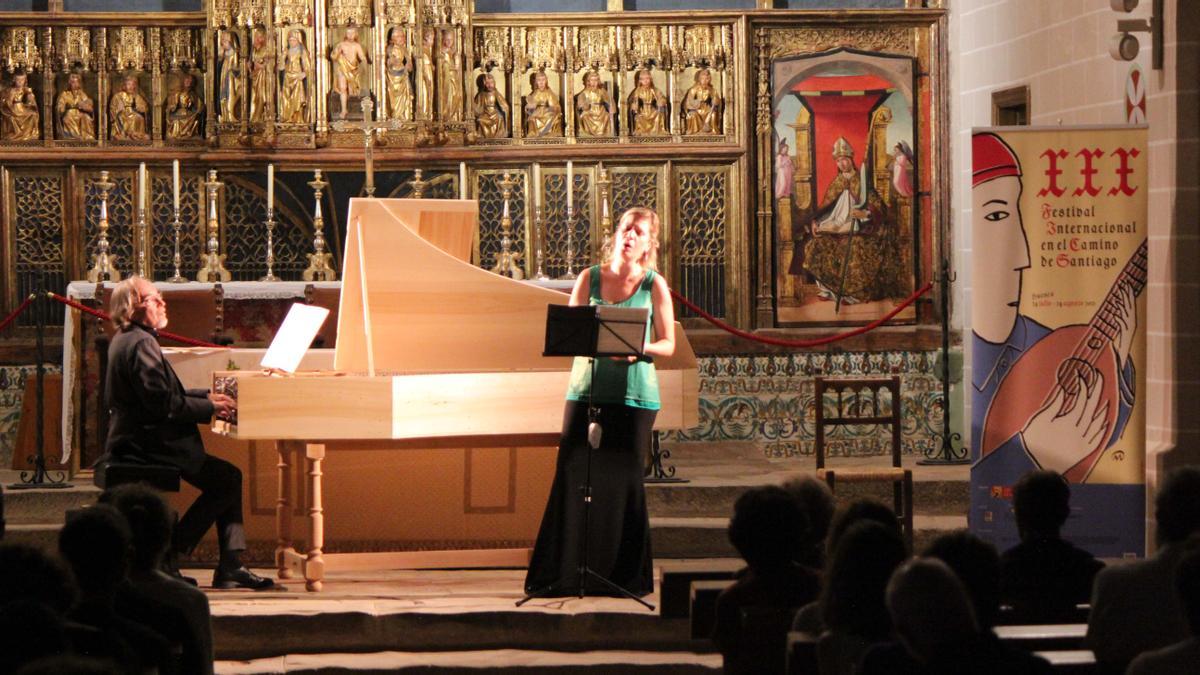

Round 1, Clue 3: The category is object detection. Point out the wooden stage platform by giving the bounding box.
[198,565,722,674]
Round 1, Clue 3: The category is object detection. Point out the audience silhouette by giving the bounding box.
[781,474,836,569]
[713,485,820,674]
[102,483,216,675]
[1087,466,1200,674]
[1000,470,1103,623]
[1126,546,1200,674]
[59,504,173,674]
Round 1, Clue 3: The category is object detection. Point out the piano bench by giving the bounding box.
[94,462,181,493]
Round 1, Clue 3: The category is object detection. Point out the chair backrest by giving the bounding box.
[814,376,902,469]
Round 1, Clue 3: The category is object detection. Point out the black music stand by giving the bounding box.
[516,304,655,610]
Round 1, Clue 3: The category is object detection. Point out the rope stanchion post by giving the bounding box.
[918,260,970,465]
[10,283,71,490]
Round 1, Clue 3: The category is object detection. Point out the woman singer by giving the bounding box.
[524,207,676,598]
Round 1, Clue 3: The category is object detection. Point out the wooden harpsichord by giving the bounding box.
[211,197,698,590]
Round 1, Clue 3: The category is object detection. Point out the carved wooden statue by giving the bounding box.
[279,28,312,124]
[385,27,412,120]
[575,69,613,137]
[56,72,95,141]
[249,28,274,124]
[524,69,562,138]
[329,26,369,120]
[627,68,668,136]
[417,28,435,119]
[473,72,508,138]
[218,31,242,123]
[166,73,204,140]
[682,68,722,135]
[0,71,39,141]
[436,29,462,121]
[109,74,150,141]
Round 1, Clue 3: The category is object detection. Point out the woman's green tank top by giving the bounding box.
[564,265,660,410]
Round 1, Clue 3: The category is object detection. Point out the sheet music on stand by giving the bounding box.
[543,305,648,360]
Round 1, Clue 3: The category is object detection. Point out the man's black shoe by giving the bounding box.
[213,566,276,590]
[162,553,198,586]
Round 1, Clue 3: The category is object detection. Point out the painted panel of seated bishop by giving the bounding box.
[772,49,918,326]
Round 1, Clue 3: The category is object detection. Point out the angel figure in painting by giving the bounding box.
[682,68,722,136]
[166,73,204,140]
[891,141,915,198]
[627,69,668,136]
[0,71,39,141]
[575,69,614,137]
[109,75,150,141]
[279,29,312,124]
[56,72,95,141]
[473,72,509,139]
[524,69,562,138]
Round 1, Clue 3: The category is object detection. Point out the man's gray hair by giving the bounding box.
[109,277,143,329]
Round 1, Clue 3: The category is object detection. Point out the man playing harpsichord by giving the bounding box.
[103,277,274,590]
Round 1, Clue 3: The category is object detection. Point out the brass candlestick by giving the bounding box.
[196,169,231,282]
[561,204,577,280]
[302,170,337,281]
[410,168,427,198]
[261,207,279,281]
[533,205,549,280]
[166,204,187,283]
[135,204,149,278]
[86,171,120,283]
[596,162,613,262]
[489,171,523,279]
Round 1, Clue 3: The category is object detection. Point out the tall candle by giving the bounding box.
[566,161,573,211]
[138,163,146,211]
[267,164,274,211]
[532,164,541,209]
[459,162,467,200]
[172,160,180,212]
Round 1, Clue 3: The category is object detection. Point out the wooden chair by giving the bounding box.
[814,376,914,547]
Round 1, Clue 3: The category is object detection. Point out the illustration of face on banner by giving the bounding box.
[969,126,1147,557]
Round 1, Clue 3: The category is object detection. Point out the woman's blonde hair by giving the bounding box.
[606,207,661,272]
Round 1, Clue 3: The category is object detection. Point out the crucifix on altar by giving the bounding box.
[330,99,402,197]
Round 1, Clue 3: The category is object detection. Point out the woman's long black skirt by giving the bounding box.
[523,400,656,597]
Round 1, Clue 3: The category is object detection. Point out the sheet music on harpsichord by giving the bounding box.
[260,303,330,373]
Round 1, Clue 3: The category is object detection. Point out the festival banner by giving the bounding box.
[969,126,1148,558]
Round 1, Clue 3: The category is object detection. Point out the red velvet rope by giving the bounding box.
[0,295,34,334]
[670,281,934,349]
[47,292,229,349]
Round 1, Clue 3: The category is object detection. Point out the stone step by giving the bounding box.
[649,514,967,558]
[1,481,99,524]
[216,649,721,674]
[647,479,967,519]
[2,522,62,551]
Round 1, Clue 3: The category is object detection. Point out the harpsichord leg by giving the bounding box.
[305,442,327,592]
[275,440,297,579]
